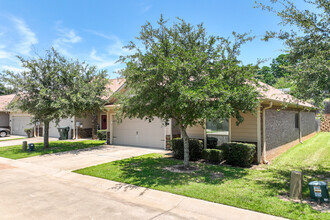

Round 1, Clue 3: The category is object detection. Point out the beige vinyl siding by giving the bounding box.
[186,124,204,139]
[231,112,257,142]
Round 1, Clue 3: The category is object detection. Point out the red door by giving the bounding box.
[101,115,107,129]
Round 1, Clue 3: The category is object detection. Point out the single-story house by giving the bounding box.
[0,78,319,163]
[100,80,318,163]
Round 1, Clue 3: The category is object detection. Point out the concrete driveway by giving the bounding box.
[0,136,58,147]
[20,145,168,171]
[0,156,285,220]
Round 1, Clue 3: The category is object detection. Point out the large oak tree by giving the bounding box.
[116,17,260,168]
[1,48,109,148]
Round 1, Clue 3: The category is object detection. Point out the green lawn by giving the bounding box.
[0,140,105,159]
[75,133,330,219]
[0,137,26,142]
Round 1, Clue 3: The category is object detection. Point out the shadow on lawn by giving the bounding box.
[10,141,107,156]
[109,156,249,191]
[253,166,330,198]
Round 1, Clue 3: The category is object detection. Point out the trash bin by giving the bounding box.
[207,137,218,149]
[308,181,329,203]
[57,126,70,140]
[28,143,35,151]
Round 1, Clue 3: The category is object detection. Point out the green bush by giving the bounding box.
[171,138,203,161]
[217,142,256,167]
[97,130,107,140]
[202,149,223,163]
[24,128,34,138]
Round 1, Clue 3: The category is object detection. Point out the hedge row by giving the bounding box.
[170,138,256,167]
[217,142,256,167]
[202,149,224,163]
[170,138,203,161]
[97,130,107,140]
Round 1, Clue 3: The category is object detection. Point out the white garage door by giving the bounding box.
[11,116,32,136]
[113,118,165,149]
[49,118,73,138]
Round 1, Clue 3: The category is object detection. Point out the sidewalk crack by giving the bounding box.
[148,198,185,220]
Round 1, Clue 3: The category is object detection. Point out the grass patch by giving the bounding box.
[0,140,105,159]
[75,133,330,219]
[0,137,26,142]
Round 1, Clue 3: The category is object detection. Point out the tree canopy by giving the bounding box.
[256,0,330,106]
[1,48,109,147]
[117,16,260,168]
[0,82,14,95]
[257,54,295,89]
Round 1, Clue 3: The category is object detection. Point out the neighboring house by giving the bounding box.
[1,79,318,163]
[0,94,15,129]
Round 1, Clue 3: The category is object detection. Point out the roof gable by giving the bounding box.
[0,94,16,112]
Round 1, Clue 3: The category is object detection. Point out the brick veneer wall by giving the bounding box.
[70,128,92,139]
[301,111,317,136]
[265,109,316,151]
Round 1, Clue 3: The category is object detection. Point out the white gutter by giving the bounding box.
[298,111,303,144]
[262,102,272,164]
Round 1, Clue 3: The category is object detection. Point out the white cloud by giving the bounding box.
[106,36,130,57]
[1,65,24,72]
[53,23,82,57]
[97,60,117,69]
[12,17,38,55]
[89,49,103,61]
[0,45,13,59]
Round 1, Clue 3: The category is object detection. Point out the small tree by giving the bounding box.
[256,0,330,106]
[117,17,260,168]
[1,48,109,148]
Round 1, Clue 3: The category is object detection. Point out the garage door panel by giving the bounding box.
[12,116,32,136]
[113,118,164,148]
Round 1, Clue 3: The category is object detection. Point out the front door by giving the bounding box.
[101,115,107,129]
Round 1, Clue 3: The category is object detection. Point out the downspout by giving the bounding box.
[298,110,303,144]
[262,102,272,164]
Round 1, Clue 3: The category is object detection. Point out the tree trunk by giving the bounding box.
[43,120,50,148]
[91,113,98,140]
[180,126,190,169]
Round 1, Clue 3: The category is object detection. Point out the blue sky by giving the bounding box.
[0,0,307,78]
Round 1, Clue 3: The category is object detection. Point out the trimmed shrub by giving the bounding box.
[217,142,256,167]
[171,138,203,161]
[202,149,224,163]
[24,128,34,138]
[202,149,211,160]
[97,130,107,140]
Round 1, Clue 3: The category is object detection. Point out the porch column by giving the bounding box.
[110,114,114,144]
[257,107,261,164]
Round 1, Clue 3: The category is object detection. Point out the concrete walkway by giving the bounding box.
[0,136,58,147]
[0,135,27,141]
[20,145,169,171]
[0,156,285,220]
